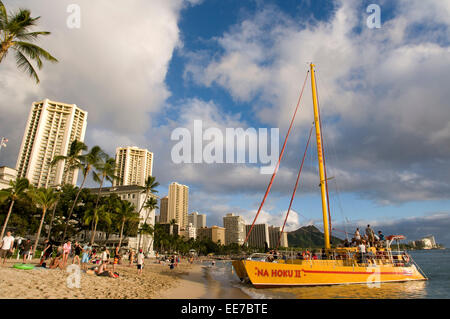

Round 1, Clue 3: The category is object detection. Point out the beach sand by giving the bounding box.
[0,258,196,299]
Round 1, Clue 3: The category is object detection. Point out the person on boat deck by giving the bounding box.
[378,231,385,241]
[358,240,367,263]
[354,228,361,243]
[343,239,350,247]
[365,225,375,245]
[312,253,318,260]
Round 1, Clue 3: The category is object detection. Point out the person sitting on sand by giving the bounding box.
[49,253,64,270]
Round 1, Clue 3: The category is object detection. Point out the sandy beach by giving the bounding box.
[0,258,199,299]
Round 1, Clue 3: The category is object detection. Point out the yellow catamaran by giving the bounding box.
[232,63,427,287]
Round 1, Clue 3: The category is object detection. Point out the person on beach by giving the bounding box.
[129,249,135,267]
[72,241,82,266]
[0,231,15,266]
[137,249,145,275]
[113,246,121,272]
[19,239,32,263]
[62,240,72,267]
[40,240,54,266]
[81,243,92,270]
[101,247,110,268]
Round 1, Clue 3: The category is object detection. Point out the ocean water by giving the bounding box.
[203,249,450,299]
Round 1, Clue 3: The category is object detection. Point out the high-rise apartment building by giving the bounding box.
[245,224,270,249]
[223,213,245,245]
[197,226,225,245]
[188,211,206,229]
[16,99,88,187]
[113,146,153,187]
[159,196,169,223]
[268,226,289,248]
[168,182,189,228]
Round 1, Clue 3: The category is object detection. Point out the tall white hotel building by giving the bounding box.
[16,99,88,188]
[113,146,153,187]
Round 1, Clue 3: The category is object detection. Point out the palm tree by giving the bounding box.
[51,140,87,185]
[115,200,138,249]
[137,176,159,216]
[62,145,106,241]
[138,196,159,250]
[84,204,112,246]
[91,157,116,235]
[0,177,29,238]
[140,223,155,253]
[0,1,58,83]
[28,187,58,256]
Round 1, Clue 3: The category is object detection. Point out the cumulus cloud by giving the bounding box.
[183,0,450,204]
[0,0,190,166]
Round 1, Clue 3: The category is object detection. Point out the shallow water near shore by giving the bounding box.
[204,249,450,299]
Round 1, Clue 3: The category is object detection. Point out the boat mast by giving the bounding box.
[310,63,331,249]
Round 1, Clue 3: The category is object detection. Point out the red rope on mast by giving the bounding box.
[243,71,310,246]
[276,124,314,250]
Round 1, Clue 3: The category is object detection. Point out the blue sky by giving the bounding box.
[1,0,450,245]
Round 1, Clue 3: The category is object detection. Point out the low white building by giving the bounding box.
[89,185,158,256]
[0,166,17,190]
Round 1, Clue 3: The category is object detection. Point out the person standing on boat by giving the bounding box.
[365,225,375,246]
[358,240,367,264]
[354,228,361,244]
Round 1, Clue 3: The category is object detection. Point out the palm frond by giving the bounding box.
[15,41,58,67]
[13,48,39,83]
[15,31,51,41]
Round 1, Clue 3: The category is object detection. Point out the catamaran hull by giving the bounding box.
[232,260,427,287]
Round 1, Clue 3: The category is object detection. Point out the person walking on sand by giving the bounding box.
[19,239,32,264]
[62,240,72,267]
[81,243,92,271]
[137,249,144,275]
[72,241,82,266]
[129,249,135,267]
[0,231,15,266]
[101,247,110,268]
[113,245,121,272]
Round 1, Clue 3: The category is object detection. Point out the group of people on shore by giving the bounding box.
[1,231,147,276]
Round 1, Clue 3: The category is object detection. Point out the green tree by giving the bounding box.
[84,203,111,246]
[51,140,87,185]
[114,200,138,248]
[0,1,58,83]
[138,196,158,250]
[28,187,58,255]
[0,177,29,238]
[137,176,159,216]
[62,145,106,241]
